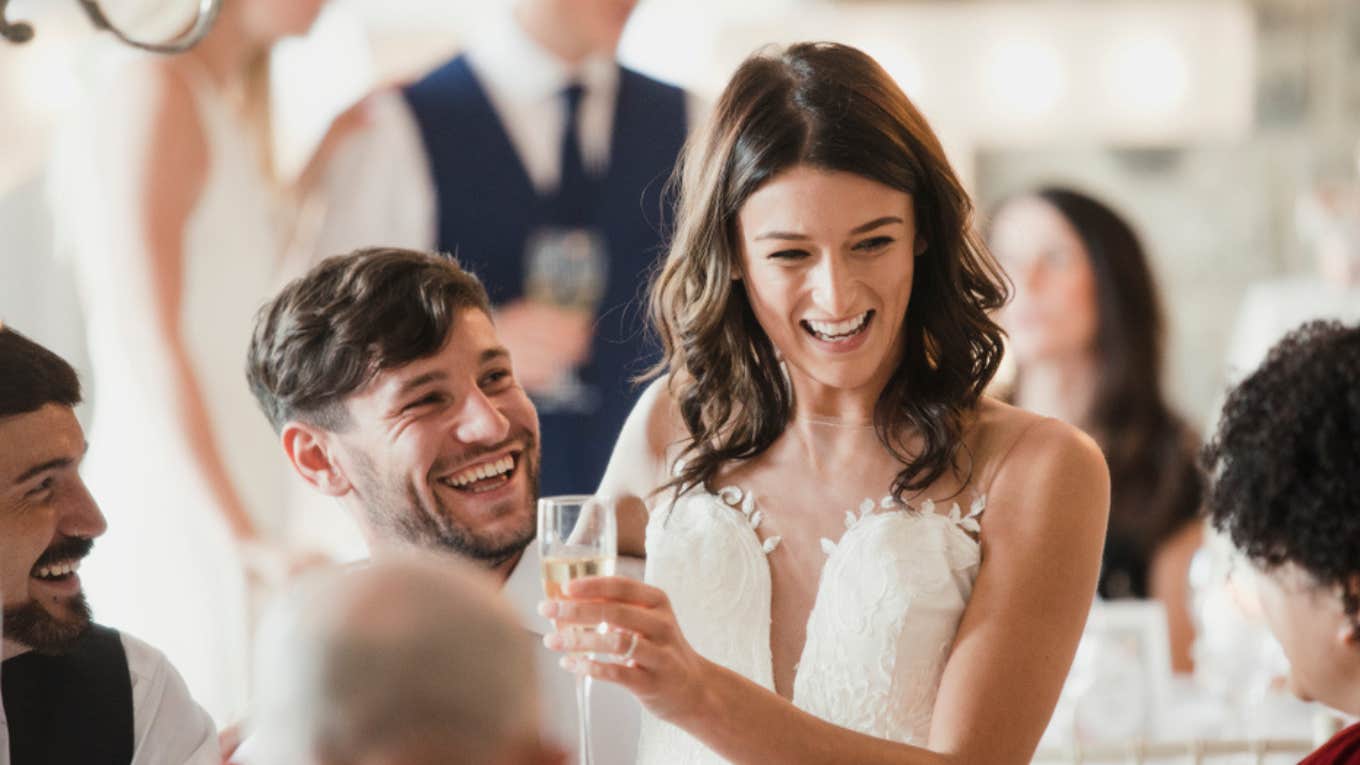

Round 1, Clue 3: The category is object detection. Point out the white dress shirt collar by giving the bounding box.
[467,13,617,104]
[464,12,620,191]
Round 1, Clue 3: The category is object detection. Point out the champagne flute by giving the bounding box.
[523,227,607,413]
[539,495,617,765]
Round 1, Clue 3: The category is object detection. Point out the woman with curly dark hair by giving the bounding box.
[1203,320,1360,763]
[987,189,1204,673]
[537,43,1110,764]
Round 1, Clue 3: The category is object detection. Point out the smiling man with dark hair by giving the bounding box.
[242,247,640,764]
[0,324,218,764]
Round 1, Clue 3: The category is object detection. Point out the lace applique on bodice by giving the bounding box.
[636,486,985,764]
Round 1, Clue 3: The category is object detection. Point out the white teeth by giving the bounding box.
[446,456,515,488]
[34,560,79,579]
[806,311,870,339]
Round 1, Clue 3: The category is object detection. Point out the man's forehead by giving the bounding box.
[359,311,507,400]
[0,405,84,484]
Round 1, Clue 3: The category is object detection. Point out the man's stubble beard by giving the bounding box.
[3,594,93,655]
[352,434,539,567]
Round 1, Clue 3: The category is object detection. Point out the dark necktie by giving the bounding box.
[555,81,597,226]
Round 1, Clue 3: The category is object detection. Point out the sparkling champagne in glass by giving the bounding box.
[538,495,617,765]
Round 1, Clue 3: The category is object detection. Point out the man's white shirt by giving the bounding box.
[304,12,703,264]
[0,631,220,765]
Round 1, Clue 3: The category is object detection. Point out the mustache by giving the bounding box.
[432,427,537,476]
[32,536,95,571]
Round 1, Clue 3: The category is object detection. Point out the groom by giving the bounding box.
[245,247,640,763]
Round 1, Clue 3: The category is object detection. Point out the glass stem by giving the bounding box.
[576,671,594,765]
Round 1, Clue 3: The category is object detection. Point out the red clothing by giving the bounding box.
[1302,722,1360,765]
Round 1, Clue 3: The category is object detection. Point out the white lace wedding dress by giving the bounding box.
[636,483,985,763]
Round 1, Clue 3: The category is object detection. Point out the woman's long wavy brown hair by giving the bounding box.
[1004,188,1202,597]
[649,42,1010,501]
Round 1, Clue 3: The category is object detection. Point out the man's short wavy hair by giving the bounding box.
[0,324,82,419]
[247,247,491,433]
[1204,320,1360,616]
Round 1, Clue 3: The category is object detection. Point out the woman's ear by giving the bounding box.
[914,236,928,257]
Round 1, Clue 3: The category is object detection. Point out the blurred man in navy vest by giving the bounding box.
[0,325,218,764]
[309,0,694,496]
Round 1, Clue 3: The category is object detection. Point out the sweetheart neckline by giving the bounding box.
[662,487,985,701]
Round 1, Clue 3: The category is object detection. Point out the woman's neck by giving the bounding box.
[1015,353,1097,426]
[779,376,890,479]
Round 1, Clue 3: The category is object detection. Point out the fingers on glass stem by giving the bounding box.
[561,654,639,679]
[548,626,639,657]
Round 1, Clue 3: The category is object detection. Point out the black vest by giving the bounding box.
[3,624,134,764]
[403,56,688,494]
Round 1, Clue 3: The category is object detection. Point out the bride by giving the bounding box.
[539,42,1110,763]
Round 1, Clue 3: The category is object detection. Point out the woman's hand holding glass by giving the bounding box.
[539,576,713,724]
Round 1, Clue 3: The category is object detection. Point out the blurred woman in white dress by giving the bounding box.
[48,0,328,723]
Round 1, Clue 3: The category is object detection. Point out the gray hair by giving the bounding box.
[249,553,539,764]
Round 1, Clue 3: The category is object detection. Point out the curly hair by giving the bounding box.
[1203,320,1360,617]
[247,247,490,433]
[649,42,1009,500]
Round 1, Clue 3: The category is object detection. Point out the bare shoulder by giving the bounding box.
[970,397,1103,477]
[969,397,1109,538]
[82,59,208,217]
[600,375,690,555]
[84,58,201,152]
[597,375,689,500]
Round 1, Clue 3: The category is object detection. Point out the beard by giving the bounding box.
[3,593,92,656]
[352,429,539,567]
[4,535,96,654]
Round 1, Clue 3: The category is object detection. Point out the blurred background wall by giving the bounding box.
[2,0,1355,427]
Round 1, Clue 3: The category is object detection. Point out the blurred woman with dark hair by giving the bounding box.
[537,43,1110,764]
[988,188,1204,673]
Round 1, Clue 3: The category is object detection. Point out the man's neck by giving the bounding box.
[489,549,526,585]
[512,5,603,67]
[368,539,526,586]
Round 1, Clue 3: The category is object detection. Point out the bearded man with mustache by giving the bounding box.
[0,325,218,763]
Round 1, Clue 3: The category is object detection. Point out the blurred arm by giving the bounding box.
[596,376,686,557]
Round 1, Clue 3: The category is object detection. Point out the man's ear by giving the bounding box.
[281,422,352,497]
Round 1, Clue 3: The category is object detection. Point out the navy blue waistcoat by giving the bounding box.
[404,56,687,494]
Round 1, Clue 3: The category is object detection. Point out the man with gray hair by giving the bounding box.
[247,554,563,765]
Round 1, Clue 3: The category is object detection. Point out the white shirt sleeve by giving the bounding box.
[305,89,437,264]
[122,633,221,765]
